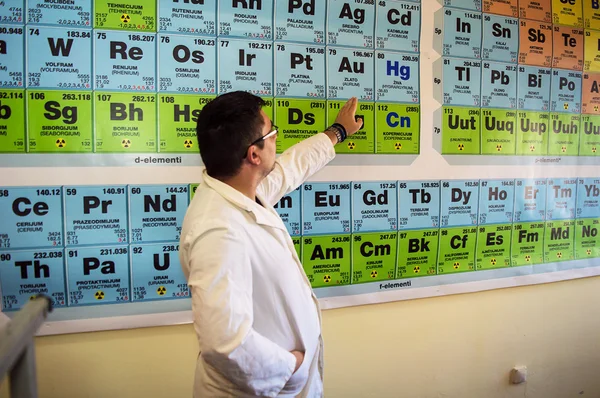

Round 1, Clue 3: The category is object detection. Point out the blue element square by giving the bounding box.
[482,14,518,63]
[64,186,128,246]
[514,179,547,222]
[129,185,188,243]
[576,178,600,219]
[274,0,326,43]
[441,57,481,106]
[0,249,66,311]
[398,180,441,230]
[0,1,24,24]
[375,0,420,52]
[550,69,582,113]
[218,0,273,39]
[440,0,481,11]
[481,61,517,108]
[546,178,577,220]
[27,0,91,27]
[27,27,92,90]
[158,0,216,35]
[66,245,130,306]
[440,180,480,227]
[0,26,24,88]
[158,34,216,94]
[327,0,375,47]
[352,181,398,232]
[441,8,482,59]
[327,47,374,100]
[302,182,351,235]
[375,51,419,103]
[130,242,189,302]
[275,42,325,98]
[478,179,515,224]
[274,186,302,236]
[517,65,551,111]
[94,30,156,91]
[0,186,63,249]
[218,38,273,96]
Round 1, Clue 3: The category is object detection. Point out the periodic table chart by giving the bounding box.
[2,0,600,334]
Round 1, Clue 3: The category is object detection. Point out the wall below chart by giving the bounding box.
[2,275,598,398]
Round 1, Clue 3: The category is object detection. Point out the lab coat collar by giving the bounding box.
[202,170,287,232]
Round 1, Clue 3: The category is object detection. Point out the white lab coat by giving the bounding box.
[179,133,336,397]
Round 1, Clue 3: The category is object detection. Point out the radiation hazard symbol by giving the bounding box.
[323,275,331,283]
[184,139,193,149]
[121,14,130,23]
[593,147,597,153]
[453,261,460,269]
[561,146,567,153]
[563,103,569,110]
[525,255,531,262]
[121,139,131,148]
[587,249,592,256]
[457,144,464,151]
[347,141,355,150]
[557,252,563,259]
[370,270,378,278]
[595,106,599,112]
[413,266,420,273]
[490,258,497,266]
[394,142,402,150]
[95,291,105,300]
[157,286,167,296]
[529,145,536,152]
[56,139,66,148]
[496,144,502,152]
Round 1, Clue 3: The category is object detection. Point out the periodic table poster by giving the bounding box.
[1,0,600,335]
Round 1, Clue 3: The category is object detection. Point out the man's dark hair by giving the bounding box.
[196,91,266,178]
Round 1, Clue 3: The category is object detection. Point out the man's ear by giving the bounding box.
[246,146,261,165]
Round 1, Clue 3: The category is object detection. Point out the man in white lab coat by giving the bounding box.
[179,91,362,397]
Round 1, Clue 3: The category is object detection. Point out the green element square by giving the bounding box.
[511,222,545,266]
[437,226,477,274]
[397,229,439,278]
[158,94,213,153]
[515,111,549,155]
[327,101,374,153]
[293,237,302,262]
[351,232,397,283]
[441,106,481,154]
[275,98,326,153]
[189,183,199,201]
[375,103,419,154]
[262,98,274,121]
[480,109,517,155]
[544,220,575,262]
[27,91,92,153]
[95,0,156,31]
[548,113,580,155]
[0,90,25,153]
[301,234,351,288]
[575,218,600,258]
[95,92,157,153]
[476,224,512,270]
[579,115,600,156]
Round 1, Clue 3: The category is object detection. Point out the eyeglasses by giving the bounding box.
[243,124,278,158]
